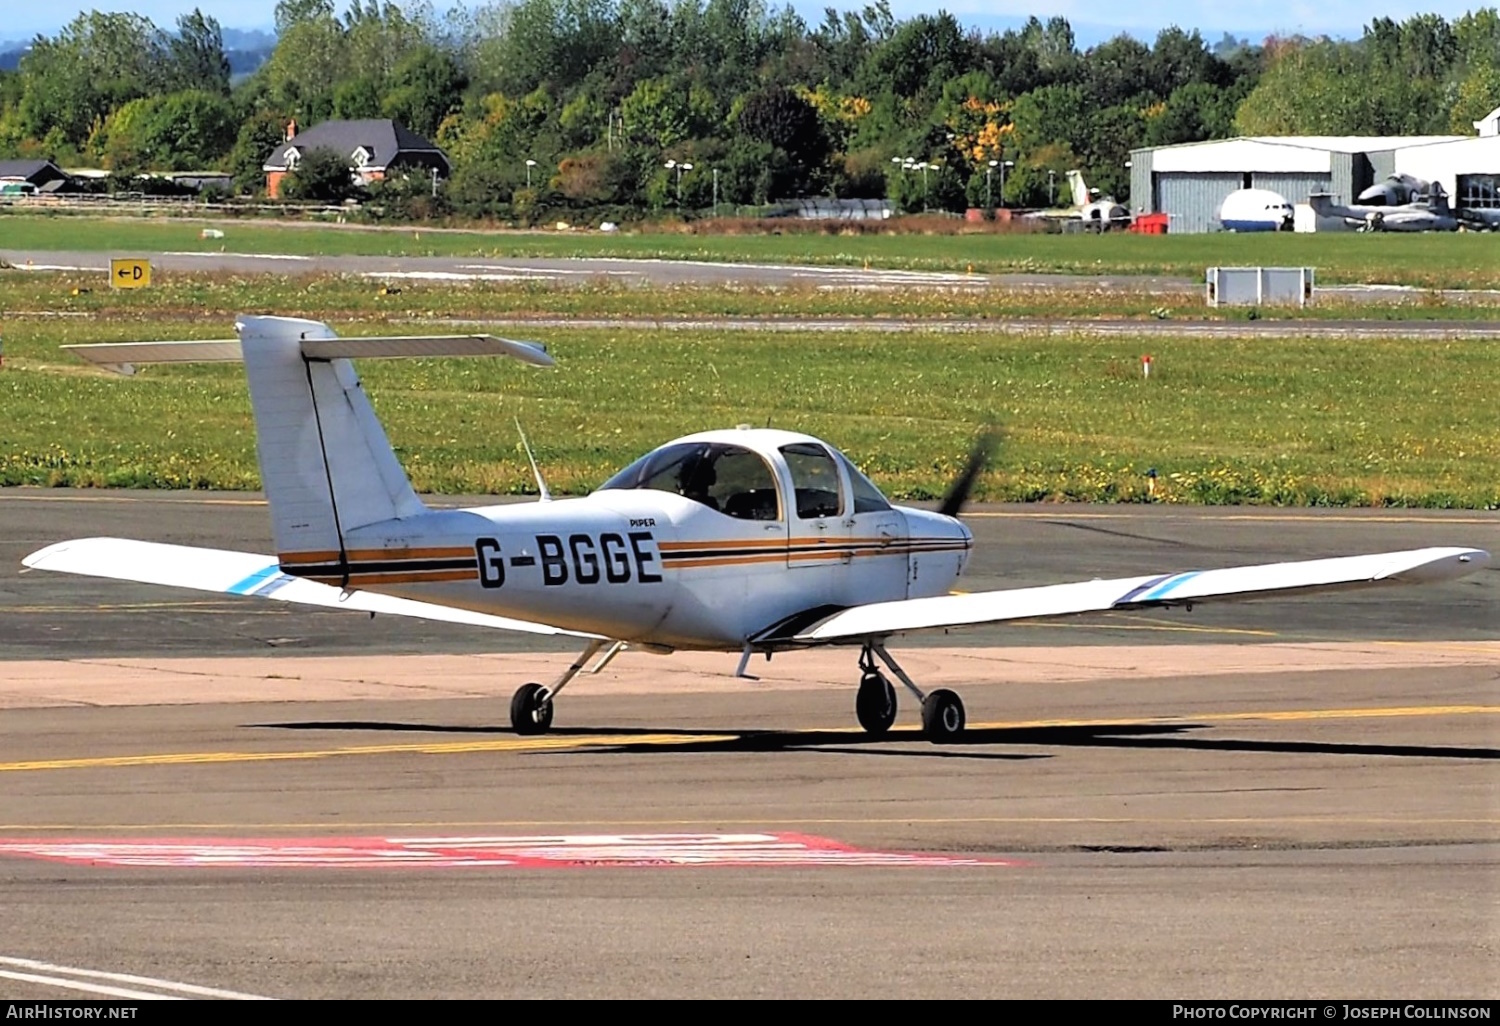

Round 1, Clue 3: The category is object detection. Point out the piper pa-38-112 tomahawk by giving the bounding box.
[22,317,1491,742]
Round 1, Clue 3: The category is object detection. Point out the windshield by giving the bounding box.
[599,442,780,520]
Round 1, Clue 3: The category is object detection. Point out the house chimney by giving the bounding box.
[286,119,298,141]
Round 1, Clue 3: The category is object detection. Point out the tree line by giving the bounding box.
[0,2,1496,219]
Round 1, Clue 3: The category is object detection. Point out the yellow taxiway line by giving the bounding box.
[0,704,1493,775]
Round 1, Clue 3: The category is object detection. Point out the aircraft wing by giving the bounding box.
[22,538,604,639]
[789,547,1487,643]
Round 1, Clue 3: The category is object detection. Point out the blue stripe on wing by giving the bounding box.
[1136,571,1203,602]
[227,564,284,596]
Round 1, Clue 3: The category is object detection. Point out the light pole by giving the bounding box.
[1048,169,1056,206]
[666,160,693,208]
[524,158,536,189]
[892,157,915,212]
[712,167,719,217]
[986,159,997,209]
[998,159,1013,209]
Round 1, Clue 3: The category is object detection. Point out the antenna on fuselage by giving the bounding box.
[515,418,552,502]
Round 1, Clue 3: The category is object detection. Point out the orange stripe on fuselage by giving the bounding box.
[298,569,480,586]
[667,541,969,569]
[278,551,343,565]
[342,546,475,561]
[657,538,786,551]
[348,569,479,585]
[280,547,474,564]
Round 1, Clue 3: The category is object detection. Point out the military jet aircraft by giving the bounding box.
[1026,170,1132,231]
[1309,182,1460,232]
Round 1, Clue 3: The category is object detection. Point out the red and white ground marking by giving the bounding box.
[0,833,1015,869]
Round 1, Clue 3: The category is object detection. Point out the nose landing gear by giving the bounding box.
[509,639,606,735]
[856,642,966,744]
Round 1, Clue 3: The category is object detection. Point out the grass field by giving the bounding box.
[3,211,1500,288]
[3,270,1499,323]
[3,315,1495,507]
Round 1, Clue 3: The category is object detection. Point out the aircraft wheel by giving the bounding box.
[921,689,966,744]
[510,682,554,735]
[855,671,897,736]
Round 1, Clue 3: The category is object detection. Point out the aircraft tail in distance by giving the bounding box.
[1066,170,1090,208]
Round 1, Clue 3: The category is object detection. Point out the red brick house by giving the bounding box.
[263,119,450,199]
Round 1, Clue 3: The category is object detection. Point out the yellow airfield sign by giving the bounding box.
[109,258,151,289]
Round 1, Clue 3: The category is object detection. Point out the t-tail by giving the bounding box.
[63,316,553,585]
[1066,169,1090,208]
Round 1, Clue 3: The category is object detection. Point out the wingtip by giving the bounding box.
[21,537,118,570]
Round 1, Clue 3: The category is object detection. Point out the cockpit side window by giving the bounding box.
[780,443,843,519]
[836,452,892,513]
[598,442,779,520]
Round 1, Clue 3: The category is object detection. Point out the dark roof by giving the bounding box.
[0,159,67,185]
[263,119,448,173]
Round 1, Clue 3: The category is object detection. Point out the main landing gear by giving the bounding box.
[510,639,607,735]
[856,642,966,744]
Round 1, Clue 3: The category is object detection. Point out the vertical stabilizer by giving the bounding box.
[238,316,425,571]
[1066,170,1090,209]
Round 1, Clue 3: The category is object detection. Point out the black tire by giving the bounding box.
[510,682,554,735]
[855,671,897,736]
[921,689,966,743]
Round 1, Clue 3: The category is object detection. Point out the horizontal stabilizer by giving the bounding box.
[64,333,553,375]
[23,538,602,640]
[790,547,1489,643]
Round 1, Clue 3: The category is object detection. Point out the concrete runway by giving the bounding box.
[10,248,1500,314]
[1,490,1497,998]
[0,247,1189,293]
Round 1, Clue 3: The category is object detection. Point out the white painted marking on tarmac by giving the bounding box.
[363,270,539,282]
[0,955,273,999]
[0,968,183,1000]
[559,256,986,286]
[161,251,311,261]
[9,263,102,272]
[0,834,1012,870]
[457,264,638,277]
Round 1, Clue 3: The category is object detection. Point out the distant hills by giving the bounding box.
[0,28,275,75]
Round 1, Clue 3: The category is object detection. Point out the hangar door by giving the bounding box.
[1155,173,1242,233]
[1251,173,1332,207]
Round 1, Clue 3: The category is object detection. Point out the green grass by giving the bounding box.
[3,211,1500,288]
[3,269,1499,323]
[3,318,1496,507]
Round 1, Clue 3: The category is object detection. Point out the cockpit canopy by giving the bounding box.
[598,437,892,521]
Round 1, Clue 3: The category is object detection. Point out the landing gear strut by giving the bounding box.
[510,639,606,735]
[856,642,966,744]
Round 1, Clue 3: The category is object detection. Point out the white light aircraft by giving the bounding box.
[22,317,1490,742]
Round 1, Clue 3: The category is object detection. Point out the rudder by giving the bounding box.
[238,316,425,577]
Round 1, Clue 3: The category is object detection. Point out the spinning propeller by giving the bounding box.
[935,425,1000,519]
